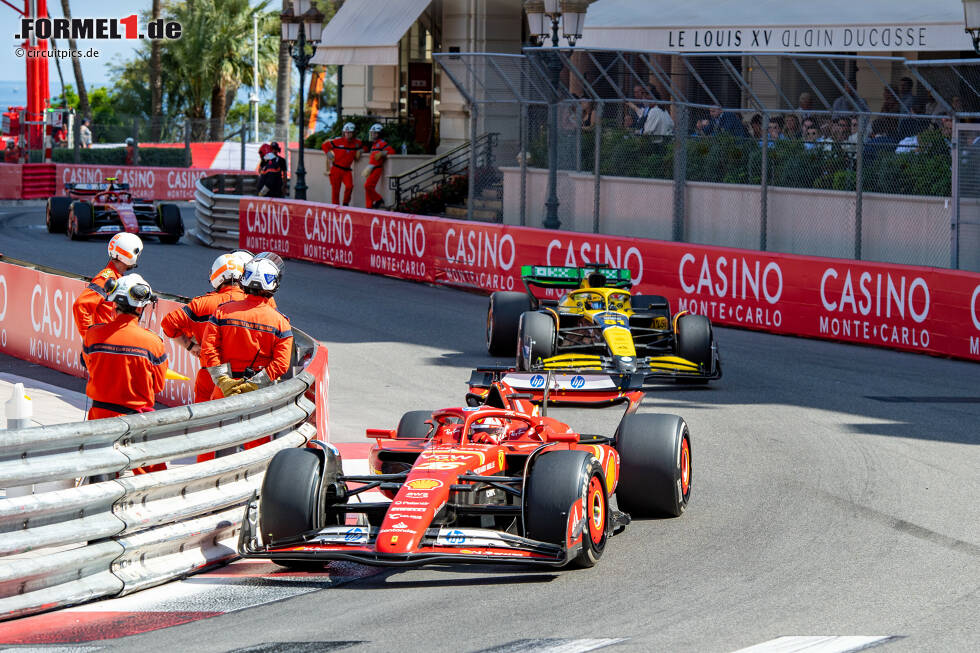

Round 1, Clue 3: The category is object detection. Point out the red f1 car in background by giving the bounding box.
[239,369,692,569]
[45,178,184,243]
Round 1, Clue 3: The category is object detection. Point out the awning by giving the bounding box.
[311,0,431,66]
[579,0,975,52]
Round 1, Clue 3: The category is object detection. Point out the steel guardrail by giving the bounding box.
[0,327,327,621]
[193,174,250,249]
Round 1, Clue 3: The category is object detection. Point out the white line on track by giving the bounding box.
[731,636,899,653]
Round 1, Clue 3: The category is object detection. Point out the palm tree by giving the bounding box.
[60,0,90,119]
[274,0,291,143]
[149,0,163,140]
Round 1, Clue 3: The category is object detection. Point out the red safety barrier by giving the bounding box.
[0,164,22,199]
[239,198,980,362]
[55,164,248,201]
[0,261,198,407]
[21,163,55,199]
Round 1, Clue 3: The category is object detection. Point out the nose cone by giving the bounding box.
[615,355,637,373]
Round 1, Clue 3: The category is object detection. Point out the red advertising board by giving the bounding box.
[239,198,980,362]
[0,164,22,199]
[55,164,247,201]
[0,261,198,407]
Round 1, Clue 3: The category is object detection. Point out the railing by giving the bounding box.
[0,330,327,621]
[194,174,257,249]
[389,132,498,212]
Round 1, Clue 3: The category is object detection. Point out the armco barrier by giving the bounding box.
[0,259,329,620]
[194,174,260,249]
[235,197,980,363]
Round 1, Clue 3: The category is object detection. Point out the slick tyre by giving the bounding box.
[259,448,322,544]
[525,450,608,568]
[516,311,556,371]
[397,410,434,439]
[675,314,713,368]
[157,204,183,244]
[46,197,71,233]
[68,202,93,240]
[615,414,692,518]
[487,291,531,356]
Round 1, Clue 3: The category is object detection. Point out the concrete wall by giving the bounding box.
[288,148,431,208]
[502,168,958,268]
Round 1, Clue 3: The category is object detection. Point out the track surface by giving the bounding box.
[0,205,978,653]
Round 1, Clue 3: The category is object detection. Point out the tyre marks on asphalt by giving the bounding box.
[473,640,629,653]
[731,636,900,652]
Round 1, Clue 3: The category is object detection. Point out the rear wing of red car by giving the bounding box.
[467,366,644,411]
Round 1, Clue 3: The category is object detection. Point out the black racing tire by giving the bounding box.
[516,311,556,371]
[68,202,93,241]
[525,450,608,568]
[157,203,183,244]
[46,196,71,233]
[675,314,713,368]
[259,448,322,544]
[486,291,531,356]
[396,410,433,439]
[615,413,692,518]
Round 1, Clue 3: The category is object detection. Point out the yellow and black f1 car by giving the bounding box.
[486,264,721,383]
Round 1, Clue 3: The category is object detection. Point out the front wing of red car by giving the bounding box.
[238,501,569,567]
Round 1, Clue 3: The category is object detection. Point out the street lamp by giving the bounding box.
[523,0,589,229]
[964,0,980,54]
[281,0,325,201]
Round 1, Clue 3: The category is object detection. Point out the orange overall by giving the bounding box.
[200,295,293,451]
[72,265,121,339]
[321,136,362,205]
[83,313,168,474]
[364,138,395,208]
[161,285,246,403]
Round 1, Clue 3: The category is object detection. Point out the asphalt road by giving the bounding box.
[0,204,978,653]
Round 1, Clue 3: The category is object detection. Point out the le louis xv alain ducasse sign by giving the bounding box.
[655,24,968,52]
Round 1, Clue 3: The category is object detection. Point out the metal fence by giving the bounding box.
[434,50,980,271]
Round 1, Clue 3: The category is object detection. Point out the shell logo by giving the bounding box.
[406,478,443,490]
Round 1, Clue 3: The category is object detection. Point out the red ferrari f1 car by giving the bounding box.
[239,370,692,568]
[45,179,184,243]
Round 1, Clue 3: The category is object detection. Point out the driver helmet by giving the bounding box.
[108,233,143,267]
[241,257,281,295]
[470,416,506,444]
[585,294,605,311]
[105,273,156,313]
[209,253,245,289]
[342,122,356,134]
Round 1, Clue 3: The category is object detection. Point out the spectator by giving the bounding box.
[258,152,285,198]
[579,97,598,131]
[828,117,850,152]
[783,114,802,140]
[637,88,673,139]
[270,142,288,191]
[803,123,821,150]
[897,98,931,141]
[798,92,816,120]
[896,77,915,113]
[79,119,92,148]
[831,93,870,119]
[124,137,136,166]
[863,118,896,164]
[896,114,952,154]
[762,116,783,148]
[695,105,747,138]
[748,114,764,141]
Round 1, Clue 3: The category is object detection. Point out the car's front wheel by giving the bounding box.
[516,311,556,371]
[486,291,531,356]
[615,413,692,518]
[524,450,608,568]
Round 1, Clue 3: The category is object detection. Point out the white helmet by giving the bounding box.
[369,123,383,133]
[108,233,143,266]
[229,249,254,269]
[106,273,156,311]
[241,258,281,294]
[209,253,245,289]
[342,122,356,133]
[253,251,284,272]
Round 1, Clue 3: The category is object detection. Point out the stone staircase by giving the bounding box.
[444,185,503,222]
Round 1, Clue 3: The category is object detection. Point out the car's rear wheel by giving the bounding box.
[46,197,71,233]
[67,202,93,240]
[487,291,531,356]
[525,450,608,568]
[516,311,556,371]
[157,203,183,244]
[615,413,692,518]
[396,410,433,439]
[675,314,713,369]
